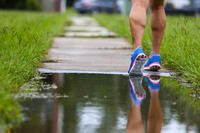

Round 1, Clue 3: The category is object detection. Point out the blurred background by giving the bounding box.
[0,0,200,15]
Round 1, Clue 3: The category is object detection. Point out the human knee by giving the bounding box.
[150,4,164,11]
[134,0,149,8]
[150,0,164,11]
[150,0,164,10]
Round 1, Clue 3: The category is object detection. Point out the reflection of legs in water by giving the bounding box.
[126,76,146,133]
[128,76,146,106]
[127,75,163,133]
[126,102,144,133]
[145,75,163,133]
[147,91,163,133]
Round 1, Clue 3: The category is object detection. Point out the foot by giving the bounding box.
[144,75,160,92]
[144,53,161,71]
[128,47,147,75]
[128,76,146,106]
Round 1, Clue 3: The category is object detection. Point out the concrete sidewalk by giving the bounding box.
[39,16,171,76]
[39,16,132,75]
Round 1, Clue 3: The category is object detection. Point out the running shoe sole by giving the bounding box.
[144,62,161,71]
[129,57,147,76]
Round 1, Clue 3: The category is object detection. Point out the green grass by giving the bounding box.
[0,11,67,131]
[93,14,200,89]
[161,77,200,111]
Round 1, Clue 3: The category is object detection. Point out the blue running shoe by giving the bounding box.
[128,76,146,106]
[144,53,161,71]
[128,47,147,75]
[144,75,160,92]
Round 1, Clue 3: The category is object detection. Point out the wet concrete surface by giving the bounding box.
[40,16,171,76]
[65,26,110,32]
[36,15,174,79]
[12,74,200,133]
[40,16,131,74]
[70,16,99,26]
[41,37,131,73]
[65,31,116,37]
[41,36,171,76]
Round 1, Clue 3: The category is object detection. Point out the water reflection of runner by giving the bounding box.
[128,0,166,75]
[126,76,163,133]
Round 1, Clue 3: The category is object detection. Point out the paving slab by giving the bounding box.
[65,26,109,32]
[64,31,117,37]
[52,37,130,49]
[70,16,99,26]
[43,62,128,71]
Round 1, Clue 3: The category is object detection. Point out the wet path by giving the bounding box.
[39,16,132,74]
[39,16,170,76]
[13,74,200,133]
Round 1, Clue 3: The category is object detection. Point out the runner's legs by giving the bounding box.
[150,0,166,54]
[129,0,149,50]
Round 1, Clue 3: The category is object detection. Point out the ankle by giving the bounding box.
[133,44,142,50]
[151,50,160,54]
[151,51,160,56]
[134,46,142,51]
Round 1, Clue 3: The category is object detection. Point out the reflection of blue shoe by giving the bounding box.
[128,76,146,106]
[144,75,160,92]
[144,54,161,71]
[128,47,147,75]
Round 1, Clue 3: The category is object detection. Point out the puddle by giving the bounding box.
[10,74,200,133]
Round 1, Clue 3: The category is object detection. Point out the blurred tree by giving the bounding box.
[26,0,41,10]
[0,0,41,10]
[66,0,75,7]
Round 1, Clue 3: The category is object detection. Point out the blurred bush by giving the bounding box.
[0,0,41,10]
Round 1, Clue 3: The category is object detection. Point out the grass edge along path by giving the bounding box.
[93,14,200,92]
[0,11,68,131]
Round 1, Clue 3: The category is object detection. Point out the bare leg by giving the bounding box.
[147,91,163,133]
[129,0,149,49]
[126,102,144,133]
[150,0,166,54]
